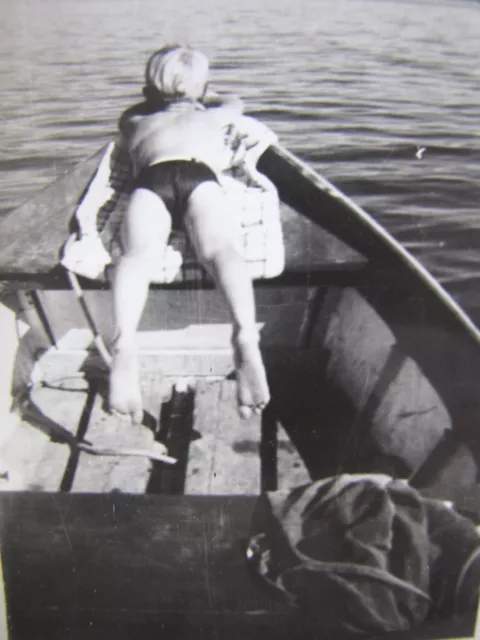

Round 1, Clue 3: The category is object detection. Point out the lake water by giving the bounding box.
[1,0,480,322]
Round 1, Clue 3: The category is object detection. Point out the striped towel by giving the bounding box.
[62,116,285,283]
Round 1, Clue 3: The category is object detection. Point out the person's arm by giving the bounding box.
[202,91,244,126]
[118,101,151,139]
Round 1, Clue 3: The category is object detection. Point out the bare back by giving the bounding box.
[121,99,243,177]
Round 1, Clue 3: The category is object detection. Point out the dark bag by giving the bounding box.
[247,474,480,636]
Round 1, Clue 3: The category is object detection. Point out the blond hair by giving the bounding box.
[144,45,209,102]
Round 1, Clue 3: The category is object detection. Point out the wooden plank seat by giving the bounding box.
[0,145,366,289]
[0,492,477,640]
[0,493,293,640]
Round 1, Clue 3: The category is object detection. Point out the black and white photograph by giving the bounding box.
[0,0,480,638]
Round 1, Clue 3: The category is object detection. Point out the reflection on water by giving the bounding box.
[1,0,480,321]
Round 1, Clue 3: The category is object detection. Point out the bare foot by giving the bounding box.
[233,331,270,419]
[109,347,143,424]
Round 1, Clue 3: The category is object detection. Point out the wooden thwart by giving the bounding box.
[1,491,477,640]
[0,492,293,640]
[185,379,262,495]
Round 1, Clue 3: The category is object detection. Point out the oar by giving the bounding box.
[20,396,176,465]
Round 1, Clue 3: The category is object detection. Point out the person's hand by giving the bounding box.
[224,124,249,167]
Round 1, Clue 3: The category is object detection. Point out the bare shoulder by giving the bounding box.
[118,101,155,136]
[203,92,244,126]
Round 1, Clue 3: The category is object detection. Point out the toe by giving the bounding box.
[132,407,144,426]
[239,405,253,420]
[256,400,269,414]
[110,405,126,419]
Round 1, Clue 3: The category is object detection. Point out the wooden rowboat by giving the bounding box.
[0,141,479,638]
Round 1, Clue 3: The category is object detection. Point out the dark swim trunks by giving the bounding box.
[136,160,218,229]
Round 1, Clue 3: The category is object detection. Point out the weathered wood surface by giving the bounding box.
[3,278,480,505]
[0,344,179,495]
[0,346,311,497]
[0,492,477,640]
[68,390,156,494]
[0,551,8,640]
[0,295,474,503]
[315,287,451,475]
[0,493,293,640]
[185,380,262,494]
[33,285,324,352]
[1,346,162,494]
[368,615,477,640]
[0,145,364,280]
[0,149,105,276]
[184,378,309,494]
[16,385,86,491]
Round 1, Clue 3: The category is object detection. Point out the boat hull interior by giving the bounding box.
[1,144,480,639]
[1,148,479,503]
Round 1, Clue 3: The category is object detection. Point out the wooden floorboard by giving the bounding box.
[1,347,311,496]
[70,385,157,494]
[0,378,89,492]
[29,383,91,492]
[185,380,262,495]
[184,379,221,494]
[0,416,66,492]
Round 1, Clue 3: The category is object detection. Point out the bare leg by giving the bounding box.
[109,188,171,424]
[185,182,270,418]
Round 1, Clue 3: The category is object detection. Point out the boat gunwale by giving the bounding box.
[262,143,480,347]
